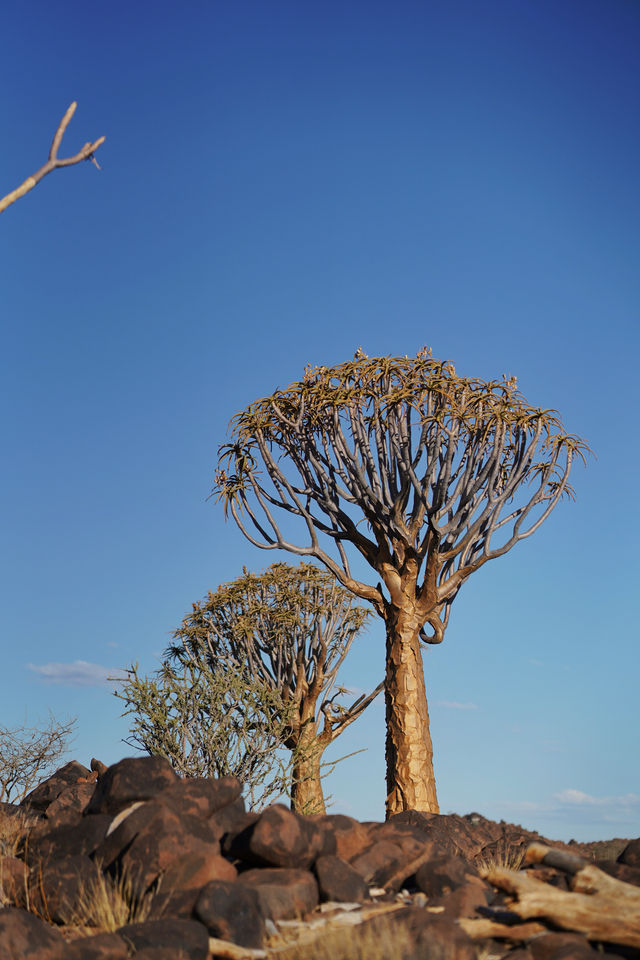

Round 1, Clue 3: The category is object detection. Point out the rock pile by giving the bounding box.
[0,756,638,960]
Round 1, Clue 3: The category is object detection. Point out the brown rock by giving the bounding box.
[349,839,406,885]
[156,776,242,819]
[26,814,111,867]
[238,866,319,920]
[529,932,597,960]
[117,804,223,891]
[60,931,129,959]
[43,782,96,828]
[314,853,369,903]
[27,854,102,924]
[86,756,178,815]
[0,855,29,905]
[160,848,237,891]
[21,761,91,812]
[117,918,210,959]
[618,837,640,868]
[230,803,326,869]
[195,879,265,948]
[415,853,479,897]
[0,904,65,958]
[311,813,368,860]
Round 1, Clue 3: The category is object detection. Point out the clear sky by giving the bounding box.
[1,0,638,842]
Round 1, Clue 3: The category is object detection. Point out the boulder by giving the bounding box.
[618,837,640,868]
[237,866,319,920]
[195,879,265,948]
[117,918,210,959]
[314,853,369,903]
[228,803,326,869]
[21,762,91,813]
[61,931,129,959]
[43,782,95,828]
[85,756,178,816]
[25,815,111,867]
[155,776,242,819]
[27,854,102,925]
[0,905,65,959]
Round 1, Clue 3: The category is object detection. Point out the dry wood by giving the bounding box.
[458,917,547,941]
[485,842,640,948]
[1,102,105,214]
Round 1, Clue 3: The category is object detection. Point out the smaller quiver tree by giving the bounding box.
[166,562,381,813]
[213,349,590,816]
[116,658,298,810]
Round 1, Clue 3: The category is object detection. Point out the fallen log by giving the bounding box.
[483,842,640,949]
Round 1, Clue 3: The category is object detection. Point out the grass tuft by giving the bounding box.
[267,914,415,960]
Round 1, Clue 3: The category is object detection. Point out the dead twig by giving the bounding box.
[0,102,105,214]
[483,842,640,949]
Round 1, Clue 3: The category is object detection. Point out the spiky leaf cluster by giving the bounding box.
[214,349,589,641]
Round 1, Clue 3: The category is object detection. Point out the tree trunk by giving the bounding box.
[290,725,327,815]
[385,611,439,817]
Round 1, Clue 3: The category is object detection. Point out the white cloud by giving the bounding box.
[500,789,640,827]
[437,700,478,710]
[27,660,126,688]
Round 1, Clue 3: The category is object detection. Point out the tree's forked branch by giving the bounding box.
[0,101,105,214]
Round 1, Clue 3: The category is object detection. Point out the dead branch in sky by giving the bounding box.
[0,102,105,214]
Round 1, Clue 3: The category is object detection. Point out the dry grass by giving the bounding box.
[267,913,415,960]
[476,844,525,877]
[63,868,161,931]
[0,806,38,859]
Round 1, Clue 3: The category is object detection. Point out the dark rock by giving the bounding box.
[195,879,265,948]
[26,815,111,867]
[312,814,371,861]
[156,776,242,819]
[529,932,597,960]
[349,839,406,885]
[159,847,237,891]
[314,853,369,902]
[86,756,178,815]
[229,803,325,869]
[220,808,260,857]
[415,853,480,897]
[353,908,477,960]
[59,931,129,959]
[618,838,640,868]
[90,801,151,870]
[238,866,319,920]
[43,782,96,828]
[117,803,224,890]
[27,854,102,924]
[0,855,29,904]
[21,761,91,812]
[0,905,65,958]
[117,918,210,959]
[595,858,640,886]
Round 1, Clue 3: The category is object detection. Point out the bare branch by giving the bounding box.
[0,102,105,214]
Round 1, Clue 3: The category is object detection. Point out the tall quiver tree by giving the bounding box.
[214,349,589,817]
[168,562,380,814]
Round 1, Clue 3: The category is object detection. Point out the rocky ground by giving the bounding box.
[0,755,638,959]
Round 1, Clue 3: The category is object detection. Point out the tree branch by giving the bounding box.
[1,102,105,214]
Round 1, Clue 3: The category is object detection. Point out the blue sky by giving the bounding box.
[1,0,638,841]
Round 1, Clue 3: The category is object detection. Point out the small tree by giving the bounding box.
[163,562,381,813]
[0,102,105,214]
[117,659,299,810]
[0,712,77,803]
[214,349,589,816]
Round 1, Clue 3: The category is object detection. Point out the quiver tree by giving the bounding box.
[165,562,380,813]
[214,349,589,817]
[116,659,299,811]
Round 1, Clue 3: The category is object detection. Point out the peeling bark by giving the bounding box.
[384,610,438,816]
